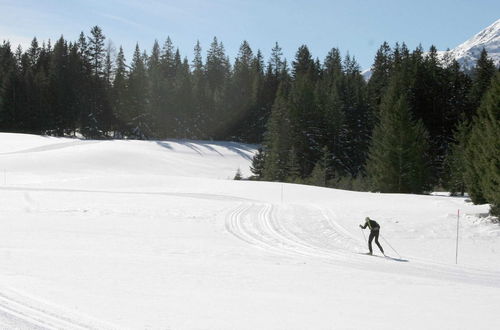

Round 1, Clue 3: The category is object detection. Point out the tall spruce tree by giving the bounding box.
[263,82,291,181]
[288,45,321,177]
[444,119,470,196]
[464,72,500,215]
[339,54,370,177]
[367,42,393,116]
[87,26,106,78]
[468,48,496,110]
[111,46,128,135]
[366,76,430,193]
[191,40,207,138]
[127,44,150,137]
[318,48,344,174]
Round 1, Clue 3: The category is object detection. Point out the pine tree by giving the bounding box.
[111,46,128,135]
[307,146,332,187]
[317,48,345,174]
[191,40,207,138]
[339,54,370,176]
[286,147,302,183]
[104,41,115,85]
[205,37,230,138]
[468,48,496,110]
[147,40,163,136]
[234,168,243,180]
[444,119,470,196]
[263,83,291,181]
[367,42,392,114]
[173,55,193,137]
[87,26,106,78]
[259,43,284,142]
[127,44,150,137]
[464,72,500,215]
[228,40,255,135]
[366,77,430,193]
[250,148,266,179]
[288,45,321,176]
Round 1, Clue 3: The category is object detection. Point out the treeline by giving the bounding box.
[0,26,273,141]
[0,26,498,215]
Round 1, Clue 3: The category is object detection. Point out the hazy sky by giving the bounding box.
[1,0,499,70]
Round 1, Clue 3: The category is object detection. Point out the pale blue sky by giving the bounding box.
[1,0,499,70]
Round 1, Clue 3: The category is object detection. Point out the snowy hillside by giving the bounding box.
[440,18,500,70]
[0,133,499,329]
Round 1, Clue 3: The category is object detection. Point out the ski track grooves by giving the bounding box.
[0,288,117,330]
[224,202,500,287]
[225,202,362,261]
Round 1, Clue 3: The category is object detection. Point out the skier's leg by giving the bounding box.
[374,231,384,254]
[368,231,374,254]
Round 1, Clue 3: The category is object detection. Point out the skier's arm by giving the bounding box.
[359,223,367,229]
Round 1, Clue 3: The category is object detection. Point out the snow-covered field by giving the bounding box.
[0,133,499,330]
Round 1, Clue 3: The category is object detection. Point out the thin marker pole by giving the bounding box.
[455,209,460,264]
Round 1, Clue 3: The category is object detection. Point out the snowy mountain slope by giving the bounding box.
[363,18,500,78]
[0,133,499,329]
[441,18,500,70]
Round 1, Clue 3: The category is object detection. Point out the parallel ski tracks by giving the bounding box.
[224,202,500,287]
[225,202,363,262]
[0,287,118,330]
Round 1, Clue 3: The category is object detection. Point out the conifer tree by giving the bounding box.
[288,45,320,176]
[147,40,163,135]
[191,40,207,138]
[250,148,265,179]
[234,168,243,180]
[87,26,106,78]
[127,44,150,137]
[205,37,230,138]
[464,72,500,215]
[366,77,430,193]
[468,48,496,110]
[444,119,470,196]
[339,54,370,176]
[367,42,392,114]
[263,83,291,181]
[173,56,193,137]
[110,46,128,135]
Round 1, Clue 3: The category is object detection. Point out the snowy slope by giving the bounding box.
[441,18,500,70]
[0,133,499,329]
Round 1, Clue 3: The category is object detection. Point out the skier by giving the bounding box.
[359,217,385,255]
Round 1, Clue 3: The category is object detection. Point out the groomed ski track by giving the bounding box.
[1,187,499,329]
[0,286,119,330]
[224,201,500,287]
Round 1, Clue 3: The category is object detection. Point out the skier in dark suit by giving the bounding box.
[360,217,385,255]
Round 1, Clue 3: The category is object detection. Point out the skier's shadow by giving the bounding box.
[357,252,409,262]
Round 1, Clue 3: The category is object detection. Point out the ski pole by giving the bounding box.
[360,227,367,243]
[380,234,402,259]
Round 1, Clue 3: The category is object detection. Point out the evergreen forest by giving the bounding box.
[0,26,498,215]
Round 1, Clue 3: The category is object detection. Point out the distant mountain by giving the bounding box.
[439,18,500,70]
[362,18,500,80]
